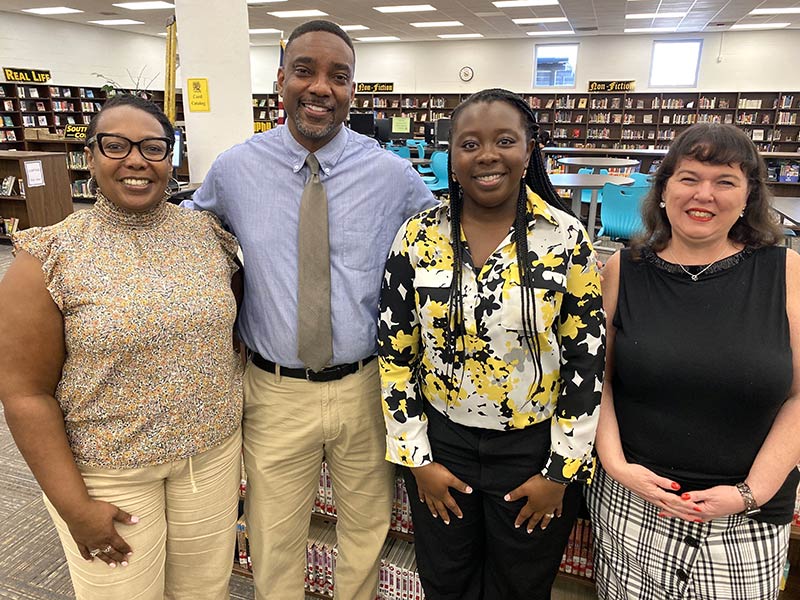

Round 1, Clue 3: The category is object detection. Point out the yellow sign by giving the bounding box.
[3,67,51,83]
[391,117,411,134]
[254,121,272,133]
[64,123,89,140]
[187,78,210,112]
[588,80,635,93]
[357,82,394,93]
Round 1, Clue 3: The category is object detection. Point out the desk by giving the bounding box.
[557,157,641,172]
[772,196,800,226]
[549,173,635,237]
[408,157,431,167]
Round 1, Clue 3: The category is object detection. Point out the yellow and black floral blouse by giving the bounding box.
[378,189,604,484]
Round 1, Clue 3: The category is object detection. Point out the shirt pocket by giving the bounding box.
[414,268,453,333]
[343,223,388,272]
[500,270,567,334]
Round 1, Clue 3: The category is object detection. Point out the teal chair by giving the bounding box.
[423,151,449,196]
[386,143,411,159]
[406,139,427,159]
[578,167,608,204]
[629,172,652,186]
[597,184,650,241]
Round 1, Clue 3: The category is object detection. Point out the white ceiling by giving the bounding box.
[2,0,799,43]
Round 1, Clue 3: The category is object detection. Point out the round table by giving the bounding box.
[548,173,635,237]
[557,157,641,172]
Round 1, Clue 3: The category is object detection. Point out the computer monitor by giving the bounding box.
[389,116,413,142]
[375,118,392,144]
[434,118,451,146]
[349,112,375,137]
[171,127,183,169]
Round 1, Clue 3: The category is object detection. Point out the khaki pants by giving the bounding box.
[45,429,242,600]
[242,360,394,600]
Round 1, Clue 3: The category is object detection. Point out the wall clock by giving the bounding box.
[458,66,474,82]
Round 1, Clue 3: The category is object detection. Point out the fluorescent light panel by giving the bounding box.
[356,36,401,41]
[513,17,568,24]
[730,22,790,29]
[268,9,328,18]
[22,6,83,14]
[249,28,282,34]
[749,7,800,15]
[247,0,288,3]
[438,33,483,38]
[89,18,145,25]
[493,0,559,8]
[411,21,463,27]
[340,25,369,31]
[626,12,686,19]
[624,26,677,33]
[373,4,436,13]
[112,1,174,9]
[527,30,573,36]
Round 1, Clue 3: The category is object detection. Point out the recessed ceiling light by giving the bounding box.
[624,26,677,33]
[373,5,436,13]
[339,25,369,31]
[411,21,463,27]
[749,7,800,15]
[22,6,83,14]
[493,0,559,8]
[438,33,484,38]
[89,18,145,25]
[513,17,568,24]
[268,9,328,18]
[730,22,790,29]
[249,28,282,34]
[112,1,174,9]
[526,30,574,36]
[626,12,686,19]
[356,36,401,42]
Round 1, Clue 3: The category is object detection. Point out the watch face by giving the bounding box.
[459,66,474,82]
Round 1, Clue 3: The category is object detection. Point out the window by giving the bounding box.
[649,40,703,87]
[534,43,578,88]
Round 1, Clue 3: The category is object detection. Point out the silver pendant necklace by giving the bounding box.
[669,246,729,282]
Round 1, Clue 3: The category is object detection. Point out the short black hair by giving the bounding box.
[85,93,174,144]
[285,20,355,57]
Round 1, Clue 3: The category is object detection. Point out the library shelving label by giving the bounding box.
[356,82,394,93]
[3,67,51,83]
[588,80,635,93]
[64,124,89,140]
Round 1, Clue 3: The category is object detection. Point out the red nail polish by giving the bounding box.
[693,507,702,512]
[694,518,703,523]
[658,512,666,517]
[671,482,681,490]
[681,493,691,500]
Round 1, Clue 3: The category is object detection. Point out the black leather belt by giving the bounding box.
[251,353,376,382]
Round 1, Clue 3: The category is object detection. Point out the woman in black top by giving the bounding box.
[587,123,800,600]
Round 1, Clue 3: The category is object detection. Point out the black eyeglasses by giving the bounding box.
[87,133,173,162]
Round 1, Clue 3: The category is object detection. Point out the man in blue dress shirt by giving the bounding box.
[185,20,435,600]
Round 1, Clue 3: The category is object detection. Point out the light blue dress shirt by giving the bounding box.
[185,125,437,367]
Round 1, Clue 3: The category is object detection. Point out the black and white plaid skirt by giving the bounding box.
[585,464,790,600]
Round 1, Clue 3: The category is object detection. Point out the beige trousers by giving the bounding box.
[242,360,394,600]
[45,429,242,600]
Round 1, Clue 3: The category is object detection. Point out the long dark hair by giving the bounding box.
[444,88,572,401]
[635,123,783,252]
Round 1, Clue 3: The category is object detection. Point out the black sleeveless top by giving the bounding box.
[613,246,797,524]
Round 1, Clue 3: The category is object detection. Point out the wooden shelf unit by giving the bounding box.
[0,150,73,231]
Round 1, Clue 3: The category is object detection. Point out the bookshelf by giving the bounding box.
[0,150,73,237]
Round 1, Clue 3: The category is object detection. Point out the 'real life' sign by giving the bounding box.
[588,80,635,93]
[356,82,394,93]
[3,67,52,83]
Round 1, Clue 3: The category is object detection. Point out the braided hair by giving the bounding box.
[443,88,572,405]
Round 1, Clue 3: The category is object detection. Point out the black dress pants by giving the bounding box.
[404,404,581,600]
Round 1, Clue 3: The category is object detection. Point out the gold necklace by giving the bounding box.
[669,246,730,282]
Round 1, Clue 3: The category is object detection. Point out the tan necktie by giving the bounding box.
[297,153,333,372]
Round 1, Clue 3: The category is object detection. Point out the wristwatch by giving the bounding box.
[735,482,761,516]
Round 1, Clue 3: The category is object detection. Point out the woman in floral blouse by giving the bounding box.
[378,88,605,599]
[0,94,242,600]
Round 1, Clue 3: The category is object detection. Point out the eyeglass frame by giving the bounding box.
[86,133,174,162]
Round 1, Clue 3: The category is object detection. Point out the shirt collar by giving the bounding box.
[280,124,349,177]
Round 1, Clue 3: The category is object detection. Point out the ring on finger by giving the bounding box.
[102,545,113,554]
[545,513,555,518]
[89,548,101,557]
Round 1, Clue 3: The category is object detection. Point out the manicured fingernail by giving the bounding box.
[658,512,666,517]
[109,563,117,569]
[527,528,533,534]
[444,520,450,525]
[121,561,128,567]
[457,514,463,519]
[126,552,133,556]
[130,515,140,524]
[504,494,511,501]
[514,523,521,529]
[694,507,702,512]
[465,486,473,494]
[671,482,680,490]
[681,493,691,500]
[694,518,703,523]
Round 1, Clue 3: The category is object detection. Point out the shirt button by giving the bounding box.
[676,568,689,582]
[683,535,700,548]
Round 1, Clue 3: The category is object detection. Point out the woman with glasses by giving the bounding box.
[0,94,243,600]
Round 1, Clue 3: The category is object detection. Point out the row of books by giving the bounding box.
[0,175,19,196]
[560,517,594,579]
[71,179,93,198]
[0,130,18,142]
[0,217,20,236]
